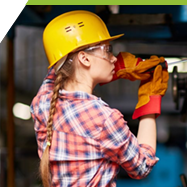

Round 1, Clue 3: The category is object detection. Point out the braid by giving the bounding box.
[39,56,75,187]
[47,72,63,143]
[39,72,63,187]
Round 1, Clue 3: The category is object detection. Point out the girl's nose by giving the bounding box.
[111,55,117,64]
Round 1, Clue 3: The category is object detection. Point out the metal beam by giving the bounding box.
[108,13,171,25]
[7,38,15,187]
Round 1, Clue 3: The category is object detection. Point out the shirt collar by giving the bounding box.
[59,89,108,106]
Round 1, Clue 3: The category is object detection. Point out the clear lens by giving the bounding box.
[105,45,113,53]
[84,44,113,62]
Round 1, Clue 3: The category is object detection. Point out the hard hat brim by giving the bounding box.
[107,33,124,42]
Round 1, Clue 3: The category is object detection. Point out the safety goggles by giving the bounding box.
[84,44,114,62]
[56,44,114,73]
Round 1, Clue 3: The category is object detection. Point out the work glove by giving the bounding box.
[116,52,167,81]
[132,65,169,120]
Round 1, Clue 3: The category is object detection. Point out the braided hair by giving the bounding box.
[39,55,76,187]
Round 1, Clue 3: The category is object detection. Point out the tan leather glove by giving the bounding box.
[115,52,166,81]
[132,65,169,119]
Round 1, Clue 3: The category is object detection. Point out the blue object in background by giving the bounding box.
[117,144,185,187]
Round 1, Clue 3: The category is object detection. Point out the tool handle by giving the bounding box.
[145,61,168,73]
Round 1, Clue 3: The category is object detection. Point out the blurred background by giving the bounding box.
[1,5,187,187]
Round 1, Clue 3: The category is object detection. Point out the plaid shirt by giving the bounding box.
[31,68,158,187]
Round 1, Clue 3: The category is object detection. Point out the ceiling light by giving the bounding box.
[13,102,31,120]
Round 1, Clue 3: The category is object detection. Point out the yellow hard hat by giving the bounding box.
[43,10,124,68]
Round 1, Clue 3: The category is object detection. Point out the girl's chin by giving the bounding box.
[99,76,113,85]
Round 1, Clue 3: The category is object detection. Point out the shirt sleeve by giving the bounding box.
[30,68,54,158]
[31,112,47,159]
[99,109,159,179]
[30,94,49,159]
[44,67,56,81]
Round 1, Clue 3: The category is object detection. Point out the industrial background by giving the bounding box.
[1,5,187,187]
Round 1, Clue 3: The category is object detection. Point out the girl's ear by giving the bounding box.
[77,51,91,67]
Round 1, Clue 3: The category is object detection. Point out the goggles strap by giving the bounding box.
[55,55,68,74]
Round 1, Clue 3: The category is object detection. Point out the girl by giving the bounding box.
[31,10,168,187]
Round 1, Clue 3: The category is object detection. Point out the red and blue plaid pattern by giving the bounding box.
[31,68,158,187]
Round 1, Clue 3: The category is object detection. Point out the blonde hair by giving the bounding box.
[39,54,76,187]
